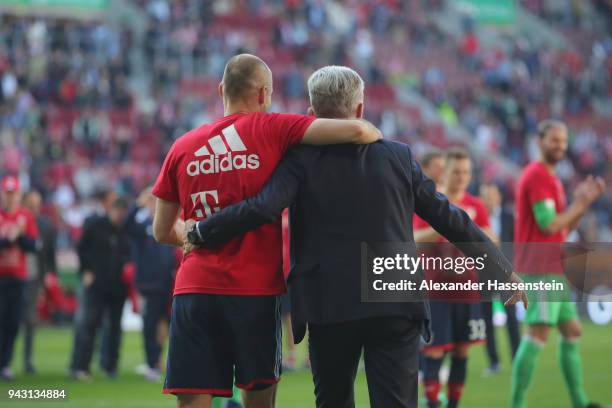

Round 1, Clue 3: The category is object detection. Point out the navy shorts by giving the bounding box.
[423,301,486,352]
[163,294,282,396]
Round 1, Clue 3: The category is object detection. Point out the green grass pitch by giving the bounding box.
[0,323,610,407]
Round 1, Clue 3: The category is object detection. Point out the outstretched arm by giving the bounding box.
[191,153,302,250]
[408,147,526,306]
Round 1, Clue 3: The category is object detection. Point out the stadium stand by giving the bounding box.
[0,0,610,246]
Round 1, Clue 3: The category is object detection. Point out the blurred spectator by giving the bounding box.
[126,187,176,381]
[0,176,38,381]
[479,183,520,375]
[420,150,446,189]
[69,197,131,380]
[21,190,57,375]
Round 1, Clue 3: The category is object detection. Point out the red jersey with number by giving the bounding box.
[514,161,567,275]
[0,207,39,280]
[414,192,490,301]
[152,112,315,296]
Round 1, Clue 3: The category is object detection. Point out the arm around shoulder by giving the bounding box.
[302,118,382,145]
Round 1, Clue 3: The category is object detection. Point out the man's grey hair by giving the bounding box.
[307,66,365,118]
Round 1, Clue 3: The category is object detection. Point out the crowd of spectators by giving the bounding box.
[431,0,612,237]
[0,0,610,249]
[0,15,136,243]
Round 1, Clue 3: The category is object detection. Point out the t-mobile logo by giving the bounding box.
[190,190,221,219]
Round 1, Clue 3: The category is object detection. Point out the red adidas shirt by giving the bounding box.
[152,112,315,296]
[514,161,567,275]
[0,207,39,280]
[414,192,490,301]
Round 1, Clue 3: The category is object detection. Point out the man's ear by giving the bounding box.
[218,83,223,98]
[258,87,266,106]
[356,102,364,119]
[307,106,316,116]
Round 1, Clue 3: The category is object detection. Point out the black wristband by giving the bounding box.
[187,221,204,245]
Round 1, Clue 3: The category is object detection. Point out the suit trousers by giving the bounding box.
[308,316,421,408]
[71,289,125,373]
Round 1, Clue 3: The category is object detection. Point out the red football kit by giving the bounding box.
[514,161,567,275]
[0,207,39,280]
[152,112,315,296]
[413,192,490,301]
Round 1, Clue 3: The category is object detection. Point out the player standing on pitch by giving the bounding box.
[414,148,497,408]
[151,54,381,408]
[0,175,39,381]
[510,120,606,408]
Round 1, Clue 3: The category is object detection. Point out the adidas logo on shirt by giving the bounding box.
[187,124,260,176]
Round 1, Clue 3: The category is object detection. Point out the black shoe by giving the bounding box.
[585,403,608,408]
[25,364,36,375]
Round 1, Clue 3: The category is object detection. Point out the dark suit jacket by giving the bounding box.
[125,206,176,295]
[77,215,131,297]
[197,140,513,343]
